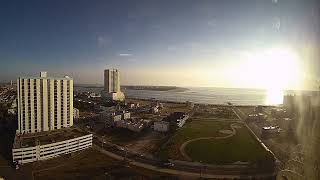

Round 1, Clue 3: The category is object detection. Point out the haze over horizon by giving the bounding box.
[1,0,319,90]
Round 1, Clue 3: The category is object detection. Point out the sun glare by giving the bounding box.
[243,47,300,104]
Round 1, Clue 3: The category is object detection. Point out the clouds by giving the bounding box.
[118,53,133,57]
[118,53,136,63]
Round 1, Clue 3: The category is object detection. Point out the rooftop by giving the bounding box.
[13,128,89,149]
[18,76,73,80]
[18,72,73,80]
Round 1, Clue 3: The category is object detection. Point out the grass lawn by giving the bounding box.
[159,120,273,165]
[159,120,235,160]
[184,125,272,164]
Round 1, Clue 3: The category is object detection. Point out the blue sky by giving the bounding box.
[0,0,319,89]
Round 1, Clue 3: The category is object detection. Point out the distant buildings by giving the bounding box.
[261,126,280,137]
[126,102,140,109]
[186,101,194,109]
[100,110,150,132]
[150,106,159,114]
[7,99,17,115]
[115,119,150,132]
[167,112,189,128]
[154,112,189,132]
[102,111,131,126]
[102,69,125,101]
[153,121,170,132]
[73,107,80,119]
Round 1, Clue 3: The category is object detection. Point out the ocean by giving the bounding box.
[74,86,292,106]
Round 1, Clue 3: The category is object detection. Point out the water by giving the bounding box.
[124,87,278,105]
[75,86,285,105]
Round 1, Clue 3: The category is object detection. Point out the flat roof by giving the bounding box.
[18,76,73,80]
[13,128,89,149]
[262,126,279,130]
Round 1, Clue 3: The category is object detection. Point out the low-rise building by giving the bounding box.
[112,114,122,122]
[8,108,16,115]
[12,129,92,164]
[261,126,280,137]
[154,121,170,132]
[122,111,131,119]
[115,119,149,132]
[247,113,267,121]
[150,106,159,114]
[73,108,80,119]
[167,112,189,128]
[186,101,194,109]
[89,92,101,98]
[127,102,140,109]
[101,111,131,126]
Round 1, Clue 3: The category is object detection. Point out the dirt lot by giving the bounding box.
[97,127,167,155]
[33,149,168,180]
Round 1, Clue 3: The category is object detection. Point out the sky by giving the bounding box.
[0,0,319,90]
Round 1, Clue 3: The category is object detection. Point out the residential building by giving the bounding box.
[112,114,122,122]
[13,72,92,165]
[102,69,125,101]
[150,105,159,114]
[163,112,189,129]
[115,119,149,132]
[127,102,140,109]
[186,101,194,109]
[16,72,74,134]
[261,126,280,137]
[122,111,131,119]
[73,108,79,119]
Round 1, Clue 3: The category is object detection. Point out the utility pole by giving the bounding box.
[101,135,105,149]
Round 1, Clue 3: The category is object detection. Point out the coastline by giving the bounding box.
[126,97,277,107]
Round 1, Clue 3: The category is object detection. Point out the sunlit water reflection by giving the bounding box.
[265,88,284,105]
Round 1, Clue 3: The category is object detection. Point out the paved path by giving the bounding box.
[93,144,249,179]
[179,123,242,161]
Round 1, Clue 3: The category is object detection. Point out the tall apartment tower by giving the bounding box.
[104,69,120,93]
[102,69,125,101]
[17,72,74,134]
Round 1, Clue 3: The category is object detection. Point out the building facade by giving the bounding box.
[73,108,79,119]
[102,69,125,101]
[17,72,74,134]
[12,134,92,164]
[154,121,170,132]
[104,69,120,93]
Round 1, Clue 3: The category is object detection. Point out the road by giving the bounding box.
[93,144,275,179]
[92,132,276,179]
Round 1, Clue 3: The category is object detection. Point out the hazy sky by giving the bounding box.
[0,0,319,89]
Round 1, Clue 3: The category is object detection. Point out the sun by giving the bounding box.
[244,47,300,104]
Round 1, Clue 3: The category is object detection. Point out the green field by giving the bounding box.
[159,120,274,165]
[185,126,271,164]
[159,120,234,160]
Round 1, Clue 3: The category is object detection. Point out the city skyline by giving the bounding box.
[0,0,319,90]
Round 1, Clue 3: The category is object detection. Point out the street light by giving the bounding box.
[101,135,105,149]
[199,161,202,178]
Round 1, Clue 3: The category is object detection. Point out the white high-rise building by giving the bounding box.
[104,69,120,93]
[102,69,125,101]
[17,72,74,134]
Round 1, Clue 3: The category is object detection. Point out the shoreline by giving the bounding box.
[126,97,278,107]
